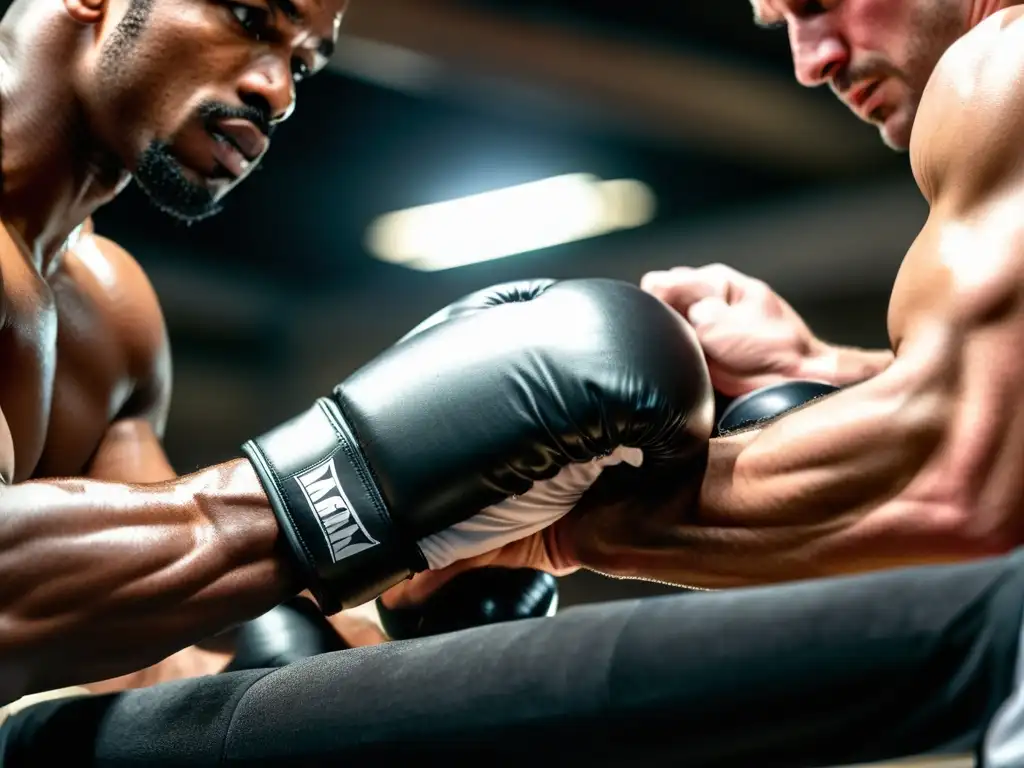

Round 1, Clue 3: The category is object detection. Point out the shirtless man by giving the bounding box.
[11,1,1024,761]
[546,0,1024,589]
[0,0,714,707]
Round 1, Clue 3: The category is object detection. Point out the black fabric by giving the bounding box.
[5,552,1024,767]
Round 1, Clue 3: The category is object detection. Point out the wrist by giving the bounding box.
[799,342,894,387]
[241,398,423,614]
[194,459,304,603]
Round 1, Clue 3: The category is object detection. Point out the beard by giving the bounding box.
[132,140,223,223]
[131,102,271,223]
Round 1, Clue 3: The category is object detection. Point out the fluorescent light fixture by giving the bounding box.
[365,173,656,272]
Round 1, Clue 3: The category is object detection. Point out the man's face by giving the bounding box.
[76,0,346,221]
[752,0,967,150]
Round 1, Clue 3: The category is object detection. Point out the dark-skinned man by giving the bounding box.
[12,0,1024,765]
[0,0,714,711]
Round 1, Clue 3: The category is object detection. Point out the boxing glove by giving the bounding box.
[377,567,558,640]
[223,597,347,672]
[242,278,714,615]
[716,380,838,435]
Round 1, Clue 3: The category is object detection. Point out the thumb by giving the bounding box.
[686,296,729,329]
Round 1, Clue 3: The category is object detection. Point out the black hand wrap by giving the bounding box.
[715,381,839,436]
[242,398,427,615]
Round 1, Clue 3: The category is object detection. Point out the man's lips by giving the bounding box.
[206,118,270,179]
[213,118,269,160]
[208,134,250,179]
[845,79,883,115]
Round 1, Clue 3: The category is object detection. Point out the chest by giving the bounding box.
[0,259,134,482]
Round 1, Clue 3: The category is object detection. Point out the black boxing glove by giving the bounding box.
[242,278,713,615]
[376,568,558,640]
[223,597,347,672]
[716,380,839,436]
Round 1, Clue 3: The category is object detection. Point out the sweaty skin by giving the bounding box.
[562,8,1024,588]
[0,225,301,699]
[0,0,356,705]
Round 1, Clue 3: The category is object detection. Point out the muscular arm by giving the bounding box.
[74,231,175,484]
[0,237,299,702]
[574,12,1024,587]
[0,460,297,699]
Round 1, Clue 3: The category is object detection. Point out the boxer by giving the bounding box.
[0,0,540,702]
[0,0,714,707]
[550,1,1024,590]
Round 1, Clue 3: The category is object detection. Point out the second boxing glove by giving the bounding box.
[243,278,714,614]
[377,568,558,640]
[716,381,839,435]
[223,597,347,672]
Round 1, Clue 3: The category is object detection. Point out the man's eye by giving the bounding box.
[229,3,271,38]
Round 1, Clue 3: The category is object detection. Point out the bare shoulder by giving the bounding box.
[63,224,172,421]
[911,7,1024,206]
[891,8,1024,347]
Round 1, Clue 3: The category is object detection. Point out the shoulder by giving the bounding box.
[65,226,168,359]
[911,8,1024,207]
[63,224,172,422]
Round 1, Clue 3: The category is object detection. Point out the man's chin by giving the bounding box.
[133,178,224,223]
[876,109,914,152]
[130,139,237,222]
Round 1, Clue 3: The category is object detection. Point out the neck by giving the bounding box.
[0,1,128,273]
[966,0,1022,29]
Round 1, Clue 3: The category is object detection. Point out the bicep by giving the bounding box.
[80,235,175,482]
[116,321,172,439]
[891,13,1024,540]
[86,419,176,484]
[893,205,1024,545]
[91,241,174,438]
[90,330,176,483]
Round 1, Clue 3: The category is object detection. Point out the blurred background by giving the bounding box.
[94,0,924,607]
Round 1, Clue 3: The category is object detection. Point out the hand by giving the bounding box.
[641,265,829,397]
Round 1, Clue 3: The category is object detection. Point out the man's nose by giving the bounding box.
[238,56,297,127]
[789,19,848,87]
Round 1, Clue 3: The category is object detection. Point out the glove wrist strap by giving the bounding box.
[242,398,422,614]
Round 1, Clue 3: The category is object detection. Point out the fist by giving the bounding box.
[641,264,827,397]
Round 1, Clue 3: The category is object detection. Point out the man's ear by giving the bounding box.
[63,0,106,25]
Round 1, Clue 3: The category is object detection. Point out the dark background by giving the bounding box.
[91,0,922,606]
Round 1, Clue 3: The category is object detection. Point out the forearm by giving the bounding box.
[0,459,299,699]
[574,329,962,587]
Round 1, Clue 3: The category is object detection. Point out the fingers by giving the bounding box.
[686,296,730,329]
[641,267,711,312]
[641,264,754,314]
